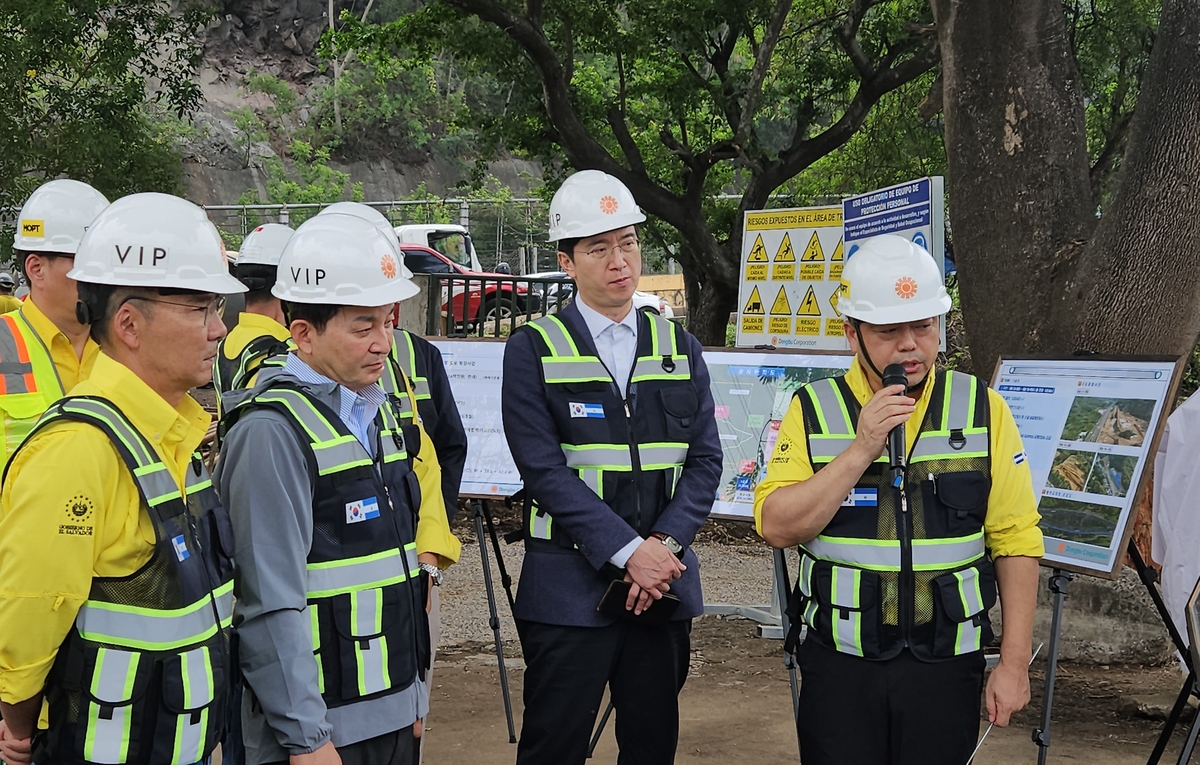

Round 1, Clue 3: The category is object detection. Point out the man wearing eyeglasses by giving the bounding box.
[501,170,722,764]
[0,192,246,765]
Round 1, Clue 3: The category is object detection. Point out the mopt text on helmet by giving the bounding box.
[291,266,327,285]
[116,245,167,267]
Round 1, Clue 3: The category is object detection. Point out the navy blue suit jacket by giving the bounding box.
[501,302,722,627]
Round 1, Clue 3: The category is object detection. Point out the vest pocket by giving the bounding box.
[153,643,225,765]
[932,470,990,535]
[931,562,997,657]
[811,562,880,658]
[331,586,413,701]
[659,387,698,441]
[76,646,153,765]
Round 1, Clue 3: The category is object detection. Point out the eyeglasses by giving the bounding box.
[578,239,641,262]
[127,295,226,324]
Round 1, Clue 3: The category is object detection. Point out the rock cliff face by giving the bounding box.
[184,0,539,204]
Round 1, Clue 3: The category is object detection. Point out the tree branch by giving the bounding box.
[733,0,793,152]
[607,105,646,175]
[835,0,877,79]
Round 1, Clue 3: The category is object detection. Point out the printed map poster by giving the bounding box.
[736,206,846,350]
[431,339,523,497]
[992,357,1181,578]
[705,350,853,520]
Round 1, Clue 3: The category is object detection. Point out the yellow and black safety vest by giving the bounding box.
[212,334,289,417]
[389,330,431,425]
[792,369,996,661]
[0,310,69,466]
[522,312,695,554]
[228,376,428,707]
[9,397,234,765]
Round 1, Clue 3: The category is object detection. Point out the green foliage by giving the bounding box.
[238,141,364,226]
[230,107,268,169]
[0,0,211,256]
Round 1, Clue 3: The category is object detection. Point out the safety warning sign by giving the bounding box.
[829,238,845,280]
[736,205,846,350]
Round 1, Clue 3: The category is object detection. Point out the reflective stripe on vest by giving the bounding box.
[84,647,141,763]
[952,568,985,653]
[0,314,37,395]
[172,646,214,765]
[561,442,688,471]
[529,313,690,387]
[0,311,68,462]
[830,566,864,657]
[77,581,234,652]
[252,390,378,475]
[306,544,420,599]
[392,331,431,402]
[801,532,985,572]
[910,374,988,463]
[351,588,391,696]
[379,354,420,425]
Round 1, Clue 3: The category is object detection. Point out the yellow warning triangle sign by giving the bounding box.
[774,233,795,262]
[801,232,825,261]
[770,285,792,315]
[796,285,821,316]
[743,286,765,315]
[747,235,769,262]
[830,238,844,261]
[829,287,843,317]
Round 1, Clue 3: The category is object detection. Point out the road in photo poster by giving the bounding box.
[992,358,1176,575]
[706,351,852,519]
[431,340,523,497]
[735,206,846,350]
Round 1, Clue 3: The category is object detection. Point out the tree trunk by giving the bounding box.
[931,0,1094,377]
[688,274,738,349]
[1048,0,1200,357]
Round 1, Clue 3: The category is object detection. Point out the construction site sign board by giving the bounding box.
[736,206,846,350]
[991,357,1181,578]
[843,177,946,349]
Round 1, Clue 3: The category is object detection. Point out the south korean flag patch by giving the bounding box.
[569,402,606,419]
[346,497,381,524]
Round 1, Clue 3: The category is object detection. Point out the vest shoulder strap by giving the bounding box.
[240,382,381,476]
[0,314,39,396]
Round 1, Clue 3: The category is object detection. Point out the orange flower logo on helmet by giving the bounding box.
[894,276,919,299]
[599,195,620,215]
[381,253,398,279]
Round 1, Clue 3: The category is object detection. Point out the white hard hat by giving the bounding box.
[13,179,110,254]
[837,234,949,325]
[273,215,420,305]
[548,170,646,242]
[316,202,414,279]
[238,223,293,267]
[69,193,247,294]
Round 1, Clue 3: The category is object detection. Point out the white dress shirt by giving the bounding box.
[573,296,643,567]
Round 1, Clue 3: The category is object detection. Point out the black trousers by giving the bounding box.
[515,618,691,765]
[263,726,414,765]
[796,639,986,765]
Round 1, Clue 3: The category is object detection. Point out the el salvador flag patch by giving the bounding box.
[171,534,190,561]
[1014,451,1027,465]
[570,402,606,419]
[346,497,381,524]
[842,488,878,507]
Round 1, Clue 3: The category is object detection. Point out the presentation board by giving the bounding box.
[706,350,853,520]
[992,356,1182,578]
[431,339,522,497]
[735,206,847,350]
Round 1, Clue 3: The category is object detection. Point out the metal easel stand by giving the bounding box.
[1034,568,1074,765]
[771,548,803,763]
[703,553,787,640]
[470,498,517,744]
[1127,542,1199,765]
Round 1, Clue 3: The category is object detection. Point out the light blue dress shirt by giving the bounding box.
[283,353,389,450]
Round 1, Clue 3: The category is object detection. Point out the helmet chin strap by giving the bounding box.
[850,318,932,393]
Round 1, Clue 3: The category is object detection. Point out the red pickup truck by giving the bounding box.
[400,244,540,330]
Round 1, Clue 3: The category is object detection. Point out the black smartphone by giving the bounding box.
[597,579,681,625]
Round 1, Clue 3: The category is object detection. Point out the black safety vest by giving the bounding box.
[227,373,428,708]
[7,397,234,765]
[522,312,696,555]
[791,369,997,661]
[213,333,289,417]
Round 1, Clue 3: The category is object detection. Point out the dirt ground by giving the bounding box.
[423,616,1196,764]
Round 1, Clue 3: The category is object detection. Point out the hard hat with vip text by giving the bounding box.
[548,170,647,242]
[273,214,420,305]
[68,193,246,293]
[836,234,950,325]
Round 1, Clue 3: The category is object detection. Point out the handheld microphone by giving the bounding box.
[882,363,909,488]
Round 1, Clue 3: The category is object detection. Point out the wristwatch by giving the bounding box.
[650,531,684,559]
[418,562,443,586]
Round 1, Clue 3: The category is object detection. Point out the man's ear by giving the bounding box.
[290,319,315,355]
[558,250,575,278]
[109,301,143,351]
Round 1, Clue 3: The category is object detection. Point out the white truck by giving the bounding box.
[393,224,483,272]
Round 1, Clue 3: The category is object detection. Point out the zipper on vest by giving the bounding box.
[898,483,914,648]
[625,390,644,535]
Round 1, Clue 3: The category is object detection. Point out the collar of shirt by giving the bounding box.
[574,295,639,344]
[235,312,291,341]
[282,352,388,448]
[20,297,101,393]
[70,352,210,471]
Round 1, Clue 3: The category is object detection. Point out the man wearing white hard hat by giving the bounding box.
[0,179,109,469]
[0,273,21,314]
[0,192,246,765]
[501,170,722,764]
[755,234,1042,764]
[213,223,294,415]
[216,213,460,765]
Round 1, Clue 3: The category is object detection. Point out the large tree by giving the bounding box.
[346,0,940,344]
[932,0,1199,374]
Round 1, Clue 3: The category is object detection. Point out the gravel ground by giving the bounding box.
[438,524,792,650]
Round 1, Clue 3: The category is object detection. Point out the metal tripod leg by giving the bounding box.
[587,699,616,758]
[771,548,802,763]
[473,498,517,743]
[1034,569,1073,765]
